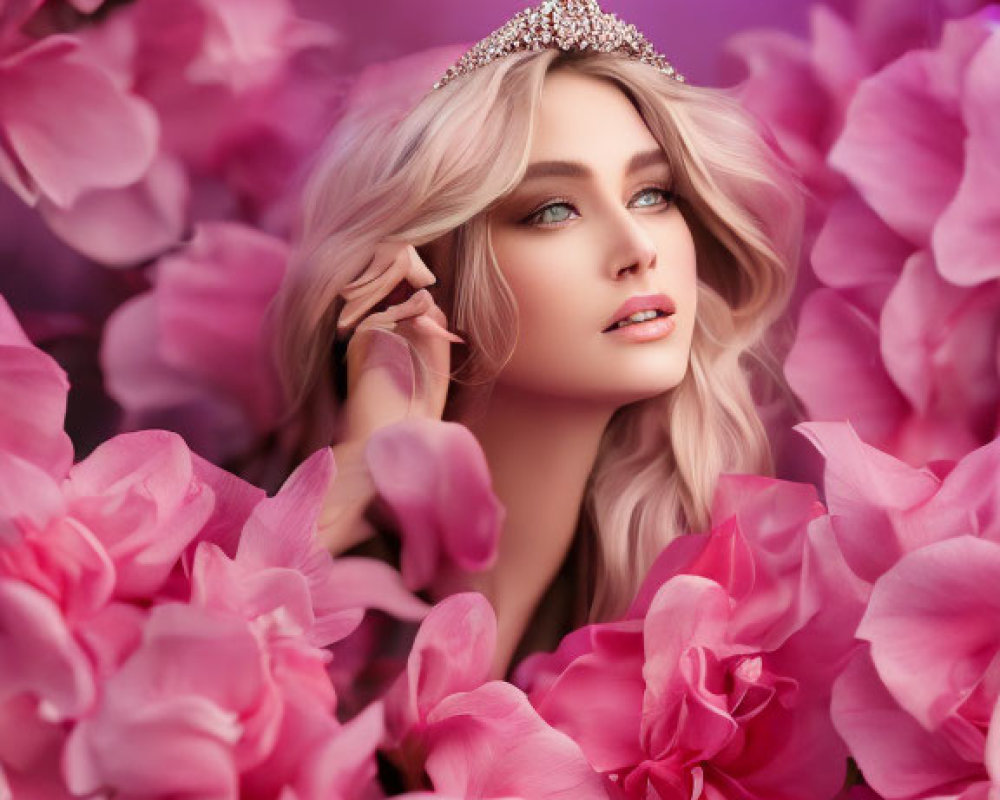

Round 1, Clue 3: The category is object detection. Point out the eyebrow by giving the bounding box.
[521,148,669,182]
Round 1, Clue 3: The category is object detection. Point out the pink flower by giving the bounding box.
[366,418,503,591]
[73,0,343,224]
[384,593,607,798]
[518,475,854,799]
[101,222,288,464]
[832,536,1000,799]
[63,430,216,599]
[0,294,73,479]
[783,10,1000,467]
[0,35,158,210]
[62,603,281,798]
[190,447,428,650]
[799,421,1000,585]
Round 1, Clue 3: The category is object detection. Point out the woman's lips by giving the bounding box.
[604,313,676,342]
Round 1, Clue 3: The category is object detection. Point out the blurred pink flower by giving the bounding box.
[517,474,855,799]
[70,0,345,227]
[366,418,504,591]
[0,294,73,478]
[0,35,158,210]
[384,593,607,798]
[101,222,288,464]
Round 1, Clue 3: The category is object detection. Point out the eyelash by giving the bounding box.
[522,185,675,227]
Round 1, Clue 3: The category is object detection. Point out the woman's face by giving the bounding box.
[488,68,698,407]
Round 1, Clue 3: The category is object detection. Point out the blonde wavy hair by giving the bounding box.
[273,49,802,621]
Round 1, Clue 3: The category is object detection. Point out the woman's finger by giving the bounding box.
[340,244,436,308]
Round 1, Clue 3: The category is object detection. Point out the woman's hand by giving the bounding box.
[318,242,461,555]
[336,242,461,442]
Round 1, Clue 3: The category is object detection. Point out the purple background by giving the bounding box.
[308,0,829,85]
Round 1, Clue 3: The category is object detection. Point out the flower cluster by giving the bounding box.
[0,295,435,797]
[730,1,1000,467]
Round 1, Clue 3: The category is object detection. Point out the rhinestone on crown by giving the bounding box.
[432,0,684,90]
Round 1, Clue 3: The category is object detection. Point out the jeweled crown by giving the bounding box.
[433,0,684,90]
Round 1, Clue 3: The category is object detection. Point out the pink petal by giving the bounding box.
[934,29,1000,285]
[859,536,1000,732]
[913,434,1000,544]
[0,579,95,719]
[40,154,188,266]
[425,681,606,799]
[0,1,44,44]
[832,649,983,797]
[986,697,1000,789]
[811,191,912,290]
[881,253,1000,453]
[796,421,940,582]
[531,622,646,772]
[642,576,740,762]
[189,453,266,558]
[829,32,971,245]
[385,593,496,740]
[101,292,258,464]
[296,702,383,800]
[0,295,73,478]
[63,603,276,796]
[785,291,908,448]
[366,419,503,590]
[0,35,158,209]
[64,430,215,597]
[101,222,287,462]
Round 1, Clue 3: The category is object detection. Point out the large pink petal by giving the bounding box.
[0,295,73,478]
[832,649,983,798]
[796,421,940,583]
[366,419,503,591]
[881,253,1000,453]
[859,536,1000,732]
[642,576,741,763]
[785,291,908,448]
[811,191,913,291]
[0,36,158,209]
[0,579,96,719]
[101,292,257,464]
[934,27,1000,286]
[532,623,646,773]
[828,23,982,245]
[912,434,1000,545]
[40,154,187,266]
[385,593,496,741]
[101,222,287,462]
[425,681,606,799]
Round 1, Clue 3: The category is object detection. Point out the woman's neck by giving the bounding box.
[444,384,615,678]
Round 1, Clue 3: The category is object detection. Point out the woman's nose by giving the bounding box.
[606,208,658,280]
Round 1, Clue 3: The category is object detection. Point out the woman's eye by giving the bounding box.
[631,187,673,208]
[526,202,577,226]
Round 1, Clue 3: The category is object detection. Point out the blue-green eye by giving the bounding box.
[631,187,673,208]
[527,202,576,226]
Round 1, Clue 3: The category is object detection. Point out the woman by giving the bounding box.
[273,0,802,678]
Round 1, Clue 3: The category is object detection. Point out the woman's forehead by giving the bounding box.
[529,70,663,166]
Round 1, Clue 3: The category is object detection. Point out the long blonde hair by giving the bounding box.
[273,49,802,621]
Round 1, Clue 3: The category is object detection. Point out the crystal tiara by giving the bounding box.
[433,0,684,90]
